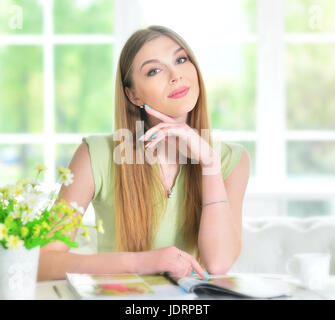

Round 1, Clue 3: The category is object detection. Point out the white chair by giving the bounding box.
[230,217,335,275]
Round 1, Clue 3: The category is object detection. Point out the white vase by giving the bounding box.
[0,245,40,300]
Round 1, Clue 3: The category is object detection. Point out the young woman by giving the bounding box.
[38,25,250,281]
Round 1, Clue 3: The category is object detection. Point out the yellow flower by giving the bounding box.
[33,225,41,237]
[21,226,29,237]
[56,166,70,175]
[0,186,9,197]
[0,223,8,241]
[41,221,51,231]
[63,223,74,232]
[35,163,48,173]
[17,178,31,187]
[81,226,90,242]
[96,219,104,234]
[6,235,24,250]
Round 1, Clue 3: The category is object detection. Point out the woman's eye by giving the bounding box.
[146,57,188,77]
[147,68,160,77]
[177,56,188,64]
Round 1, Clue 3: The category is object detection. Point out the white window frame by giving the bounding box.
[1,0,335,217]
[0,0,140,186]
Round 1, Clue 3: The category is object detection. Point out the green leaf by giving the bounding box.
[24,238,41,249]
[0,240,7,249]
[52,232,79,248]
[7,200,14,212]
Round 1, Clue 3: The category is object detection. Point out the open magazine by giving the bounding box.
[66,273,197,300]
[66,272,295,300]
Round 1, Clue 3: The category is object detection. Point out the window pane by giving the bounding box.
[287,141,335,176]
[55,144,78,170]
[139,0,257,35]
[54,0,114,34]
[205,44,256,131]
[286,44,335,130]
[0,144,43,185]
[0,45,43,133]
[287,200,334,218]
[55,45,114,133]
[0,0,42,34]
[286,0,335,33]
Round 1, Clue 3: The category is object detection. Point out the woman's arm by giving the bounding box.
[38,251,137,281]
[198,149,250,274]
[38,141,135,281]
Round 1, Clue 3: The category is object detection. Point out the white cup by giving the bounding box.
[285,253,331,290]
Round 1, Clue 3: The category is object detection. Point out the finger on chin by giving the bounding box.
[145,104,177,124]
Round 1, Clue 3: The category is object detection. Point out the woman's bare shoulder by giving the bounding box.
[63,141,95,206]
[69,140,92,174]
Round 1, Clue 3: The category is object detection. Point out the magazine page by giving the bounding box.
[169,273,295,299]
[203,274,295,298]
[175,277,206,293]
[66,273,197,300]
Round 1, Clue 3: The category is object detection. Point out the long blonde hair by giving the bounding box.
[113,25,214,266]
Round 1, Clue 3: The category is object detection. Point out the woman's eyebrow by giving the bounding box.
[140,47,185,71]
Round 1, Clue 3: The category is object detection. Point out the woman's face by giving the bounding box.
[125,35,200,121]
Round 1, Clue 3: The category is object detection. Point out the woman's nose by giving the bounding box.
[169,71,182,84]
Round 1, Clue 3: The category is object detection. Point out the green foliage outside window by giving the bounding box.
[55,45,114,133]
[0,0,42,34]
[54,0,115,34]
[0,46,43,133]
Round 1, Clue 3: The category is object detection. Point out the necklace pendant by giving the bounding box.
[168,190,173,198]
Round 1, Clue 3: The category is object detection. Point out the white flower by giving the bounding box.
[60,172,74,186]
[21,210,34,225]
[6,235,24,250]
[9,208,21,219]
[19,184,50,220]
[57,166,74,186]
[70,201,84,214]
[22,191,40,207]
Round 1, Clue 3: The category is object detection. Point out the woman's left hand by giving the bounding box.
[141,105,220,169]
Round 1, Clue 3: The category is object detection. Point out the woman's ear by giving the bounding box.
[125,86,143,107]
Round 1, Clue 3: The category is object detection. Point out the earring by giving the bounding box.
[140,105,144,109]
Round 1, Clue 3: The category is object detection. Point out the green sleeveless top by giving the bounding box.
[82,134,246,254]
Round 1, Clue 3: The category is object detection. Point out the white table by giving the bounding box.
[35,274,335,300]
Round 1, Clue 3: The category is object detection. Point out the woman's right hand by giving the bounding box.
[135,246,208,280]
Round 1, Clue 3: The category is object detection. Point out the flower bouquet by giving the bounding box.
[0,163,103,299]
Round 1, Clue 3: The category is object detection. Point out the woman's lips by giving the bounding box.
[168,86,190,99]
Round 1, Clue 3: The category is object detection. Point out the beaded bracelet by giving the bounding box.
[201,200,229,208]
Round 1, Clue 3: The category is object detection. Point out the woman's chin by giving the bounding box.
[169,112,188,120]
